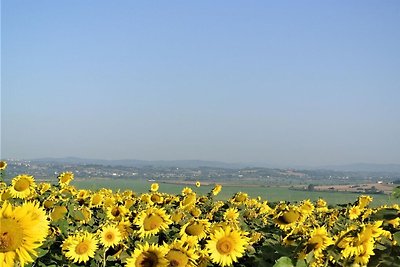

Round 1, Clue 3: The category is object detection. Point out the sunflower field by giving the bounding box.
[1,162,400,267]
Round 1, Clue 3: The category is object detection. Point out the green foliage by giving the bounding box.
[392,186,400,199]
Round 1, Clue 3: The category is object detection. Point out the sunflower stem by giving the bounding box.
[103,249,107,267]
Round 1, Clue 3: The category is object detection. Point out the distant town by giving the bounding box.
[3,158,400,195]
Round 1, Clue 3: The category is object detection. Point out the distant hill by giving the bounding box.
[29,157,400,174]
[319,163,400,173]
[31,157,251,169]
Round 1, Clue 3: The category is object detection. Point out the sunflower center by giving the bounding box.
[14,178,30,191]
[309,235,324,248]
[151,194,161,202]
[307,235,325,252]
[216,237,234,254]
[0,219,23,252]
[167,250,189,267]
[235,194,246,202]
[137,251,158,267]
[143,214,164,231]
[105,232,115,242]
[185,223,204,236]
[279,210,300,224]
[0,161,6,169]
[60,174,72,183]
[75,241,89,255]
[112,208,121,217]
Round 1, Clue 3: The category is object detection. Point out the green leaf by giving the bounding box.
[36,248,49,257]
[370,208,399,220]
[295,259,307,267]
[273,256,294,267]
[393,232,400,246]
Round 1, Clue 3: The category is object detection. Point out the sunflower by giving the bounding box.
[339,234,375,265]
[232,192,248,204]
[43,197,56,209]
[125,198,136,209]
[8,174,36,199]
[190,207,202,218]
[21,201,49,237]
[1,189,12,201]
[316,198,329,213]
[58,171,74,187]
[38,182,51,194]
[274,205,304,231]
[99,225,122,248]
[63,232,98,264]
[195,181,201,187]
[180,193,197,210]
[224,207,239,222]
[165,239,199,267]
[75,206,92,224]
[300,199,315,215]
[150,183,159,192]
[353,240,375,266]
[76,189,90,200]
[0,160,7,170]
[348,205,362,220]
[117,219,133,240]
[50,206,68,221]
[89,193,104,207]
[357,195,373,209]
[106,205,129,221]
[141,194,153,205]
[211,184,222,196]
[171,210,185,224]
[104,196,116,207]
[180,219,211,240]
[181,187,193,196]
[304,227,334,257]
[206,225,249,267]
[135,207,172,238]
[125,242,168,267]
[0,201,49,267]
[150,193,164,204]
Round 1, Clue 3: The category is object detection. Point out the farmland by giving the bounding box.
[74,178,399,207]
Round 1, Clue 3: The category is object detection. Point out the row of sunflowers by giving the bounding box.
[0,161,400,267]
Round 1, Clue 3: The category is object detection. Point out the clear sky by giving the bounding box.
[2,1,400,166]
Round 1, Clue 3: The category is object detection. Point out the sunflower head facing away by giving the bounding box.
[58,172,74,188]
[212,184,222,196]
[180,219,211,240]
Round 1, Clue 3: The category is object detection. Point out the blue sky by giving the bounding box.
[2,1,400,166]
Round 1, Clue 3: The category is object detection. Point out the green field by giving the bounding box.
[73,178,398,207]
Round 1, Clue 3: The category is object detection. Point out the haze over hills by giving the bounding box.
[27,157,400,173]
[30,157,251,169]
